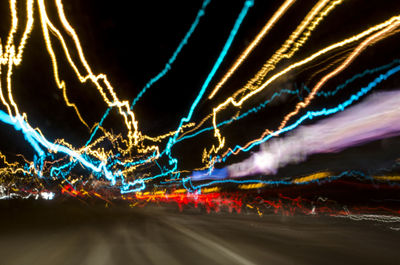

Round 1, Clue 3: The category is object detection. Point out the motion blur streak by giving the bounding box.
[208,0,296,99]
[231,0,343,100]
[130,0,212,109]
[227,90,400,178]
[40,0,142,145]
[164,0,253,165]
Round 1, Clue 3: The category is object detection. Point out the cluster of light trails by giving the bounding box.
[0,0,400,219]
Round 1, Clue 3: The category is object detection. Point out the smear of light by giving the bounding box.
[227,90,400,178]
[40,191,55,200]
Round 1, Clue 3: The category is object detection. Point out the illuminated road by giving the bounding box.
[0,203,399,265]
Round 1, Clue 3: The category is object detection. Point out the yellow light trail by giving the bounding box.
[213,28,397,163]
[303,46,355,85]
[143,123,196,143]
[293,172,331,184]
[174,189,187,194]
[1,1,400,194]
[201,186,220,193]
[231,0,343,99]
[238,183,266,190]
[373,176,400,181]
[36,0,90,128]
[0,0,59,173]
[209,0,343,100]
[0,151,29,176]
[0,0,102,177]
[36,0,181,174]
[37,0,143,147]
[208,0,296,99]
[1,0,34,118]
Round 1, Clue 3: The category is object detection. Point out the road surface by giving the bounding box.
[0,201,399,265]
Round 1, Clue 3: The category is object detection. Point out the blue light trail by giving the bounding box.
[130,0,212,109]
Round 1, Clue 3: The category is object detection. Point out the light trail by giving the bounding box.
[207,15,400,159]
[59,61,400,193]
[213,0,343,100]
[163,0,254,171]
[38,0,142,146]
[208,0,297,99]
[130,0,212,109]
[188,63,400,183]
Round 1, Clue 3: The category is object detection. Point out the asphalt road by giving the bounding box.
[0,202,399,265]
